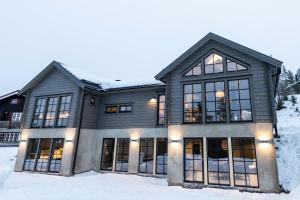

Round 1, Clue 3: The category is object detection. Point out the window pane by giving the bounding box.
[184,138,203,182]
[49,139,64,173]
[36,139,51,172]
[184,85,193,93]
[228,80,252,122]
[23,139,39,171]
[184,84,202,123]
[156,138,168,174]
[232,138,258,188]
[101,138,115,171]
[139,138,154,174]
[32,98,46,128]
[207,138,230,185]
[115,138,130,172]
[193,66,201,75]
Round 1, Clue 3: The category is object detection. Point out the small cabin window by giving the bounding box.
[119,105,132,113]
[106,106,118,113]
[184,63,201,76]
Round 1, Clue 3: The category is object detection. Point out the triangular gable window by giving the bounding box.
[204,53,224,74]
[184,63,201,76]
[227,59,247,71]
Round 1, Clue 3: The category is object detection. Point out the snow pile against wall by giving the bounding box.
[276,95,300,191]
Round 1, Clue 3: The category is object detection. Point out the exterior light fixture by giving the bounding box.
[171,139,180,143]
[260,140,269,143]
[20,139,27,143]
[131,139,138,142]
[65,140,73,143]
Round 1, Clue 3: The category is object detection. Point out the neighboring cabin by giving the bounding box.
[14,33,282,193]
[0,91,25,146]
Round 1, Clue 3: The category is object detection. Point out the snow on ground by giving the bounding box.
[0,96,299,200]
[276,95,300,191]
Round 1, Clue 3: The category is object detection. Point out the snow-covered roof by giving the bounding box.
[59,62,164,91]
[0,90,19,101]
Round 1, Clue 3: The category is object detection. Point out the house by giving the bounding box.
[0,90,25,146]
[14,33,282,192]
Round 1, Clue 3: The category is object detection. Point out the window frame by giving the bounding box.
[205,81,227,123]
[183,83,203,124]
[138,138,154,174]
[23,138,64,173]
[226,59,248,72]
[119,105,133,113]
[204,52,224,74]
[100,138,115,171]
[183,63,202,77]
[183,138,204,183]
[156,138,168,175]
[157,94,166,125]
[231,137,259,188]
[207,138,231,186]
[115,138,130,172]
[56,95,72,127]
[228,78,253,122]
[31,94,72,129]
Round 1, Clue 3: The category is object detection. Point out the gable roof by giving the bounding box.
[0,90,19,101]
[19,61,164,95]
[155,32,283,81]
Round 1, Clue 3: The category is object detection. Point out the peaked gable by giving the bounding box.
[155,32,283,81]
[19,61,86,95]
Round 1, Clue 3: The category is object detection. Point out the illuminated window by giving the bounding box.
[57,96,71,127]
[115,138,130,172]
[35,139,52,172]
[119,105,132,113]
[184,138,203,182]
[49,138,64,173]
[227,59,247,71]
[207,138,230,185]
[184,84,202,123]
[157,95,166,125]
[11,113,22,122]
[184,64,201,76]
[232,138,258,188]
[23,138,64,173]
[100,138,115,171]
[32,98,46,128]
[139,138,154,174]
[204,53,223,74]
[228,79,252,121]
[156,138,168,174]
[105,106,118,113]
[205,81,226,122]
[44,97,58,127]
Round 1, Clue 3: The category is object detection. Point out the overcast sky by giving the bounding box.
[0,0,299,96]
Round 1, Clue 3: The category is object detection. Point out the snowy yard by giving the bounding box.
[0,96,299,200]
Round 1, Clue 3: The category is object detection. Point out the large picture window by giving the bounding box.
[44,97,58,127]
[207,138,230,185]
[23,138,64,173]
[205,81,226,122]
[232,138,258,188]
[228,79,252,121]
[204,53,223,74]
[31,95,71,128]
[57,96,71,127]
[100,138,115,171]
[32,98,46,128]
[115,138,130,172]
[184,84,202,123]
[139,138,154,174]
[156,138,168,175]
[184,138,204,182]
[157,95,166,125]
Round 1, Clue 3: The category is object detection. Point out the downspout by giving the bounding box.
[72,88,88,174]
[273,67,281,138]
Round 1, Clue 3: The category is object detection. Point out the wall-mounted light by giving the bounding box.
[65,140,73,143]
[260,140,269,143]
[131,139,138,142]
[171,139,180,143]
[20,139,27,143]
